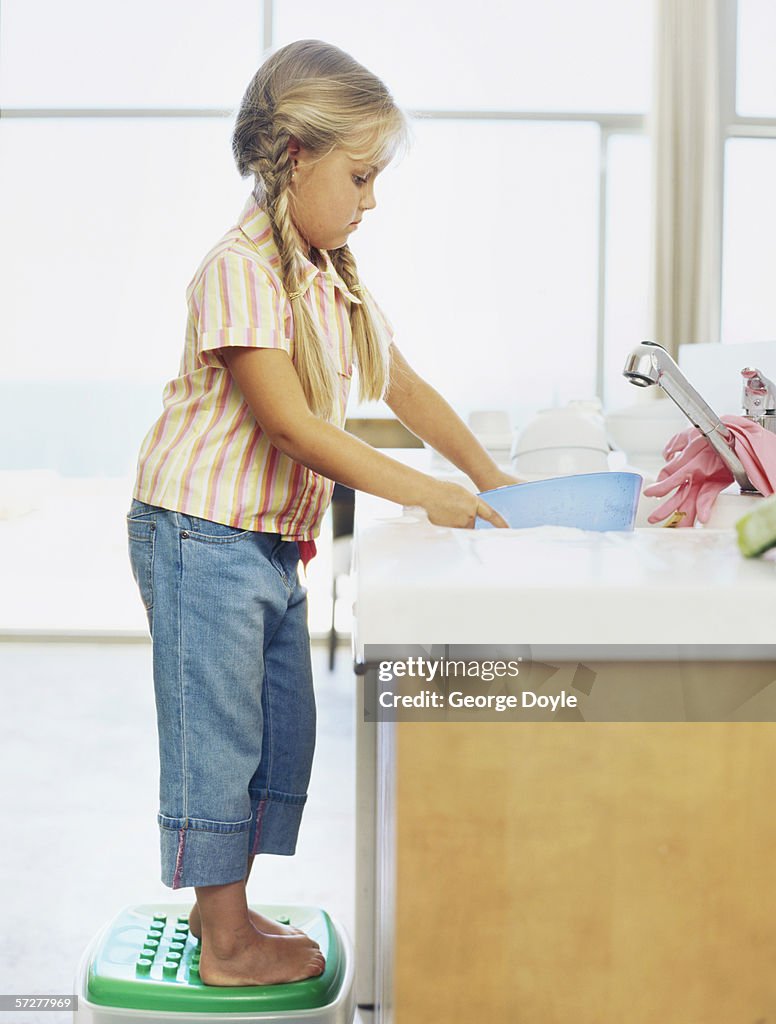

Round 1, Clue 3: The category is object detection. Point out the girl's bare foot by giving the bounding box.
[198,919,325,987]
[188,901,305,939]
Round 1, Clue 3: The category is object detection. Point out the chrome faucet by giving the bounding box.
[741,367,776,433]
[622,341,757,493]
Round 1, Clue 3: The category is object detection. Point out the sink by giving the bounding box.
[689,491,764,529]
[425,456,765,531]
[635,486,765,529]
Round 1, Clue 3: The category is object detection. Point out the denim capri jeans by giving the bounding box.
[126,498,316,889]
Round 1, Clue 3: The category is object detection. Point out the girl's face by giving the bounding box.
[288,143,378,252]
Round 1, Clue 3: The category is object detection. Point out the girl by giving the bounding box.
[127,39,516,989]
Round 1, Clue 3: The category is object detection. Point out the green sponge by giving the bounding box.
[736,494,776,557]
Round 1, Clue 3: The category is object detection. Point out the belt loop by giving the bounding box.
[173,509,192,532]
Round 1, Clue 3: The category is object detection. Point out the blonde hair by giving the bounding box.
[232,40,409,419]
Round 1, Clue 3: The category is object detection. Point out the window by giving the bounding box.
[275,0,653,415]
[735,0,776,117]
[346,119,602,414]
[0,0,262,107]
[274,0,652,113]
[0,1,260,475]
[1,0,654,480]
[721,139,776,344]
[720,0,776,343]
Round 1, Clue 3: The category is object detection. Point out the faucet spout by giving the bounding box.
[622,341,757,493]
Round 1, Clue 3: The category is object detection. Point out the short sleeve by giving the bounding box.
[195,250,290,368]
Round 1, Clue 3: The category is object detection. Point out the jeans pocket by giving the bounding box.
[183,514,252,544]
[127,517,156,613]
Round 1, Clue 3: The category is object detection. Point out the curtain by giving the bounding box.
[650,0,722,356]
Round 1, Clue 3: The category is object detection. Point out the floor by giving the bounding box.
[0,638,369,1024]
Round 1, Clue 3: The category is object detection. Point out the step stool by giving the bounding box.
[73,903,355,1023]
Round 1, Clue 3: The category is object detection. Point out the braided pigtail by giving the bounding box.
[330,245,389,403]
[260,131,338,419]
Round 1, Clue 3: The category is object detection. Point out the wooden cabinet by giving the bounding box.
[373,661,776,1024]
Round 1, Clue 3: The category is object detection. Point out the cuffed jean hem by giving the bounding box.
[159,793,308,890]
[159,815,251,890]
[247,793,308,859]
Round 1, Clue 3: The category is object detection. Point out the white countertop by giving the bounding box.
[352,452,776,657]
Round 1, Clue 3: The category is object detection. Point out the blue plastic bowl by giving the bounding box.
[476,472,643,531]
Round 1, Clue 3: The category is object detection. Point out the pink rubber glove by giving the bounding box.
[723,417,776,496]
[643,416,776,526]
[643,430,732,526]
[645,464,731,525]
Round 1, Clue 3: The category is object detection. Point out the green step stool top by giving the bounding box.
[86,904,345,1014]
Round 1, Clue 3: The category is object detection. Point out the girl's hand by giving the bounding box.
[421,479,509,529]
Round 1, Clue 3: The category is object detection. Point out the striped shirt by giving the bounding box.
[133,195,392,539]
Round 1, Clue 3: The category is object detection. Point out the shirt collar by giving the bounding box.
[237,195,362,305]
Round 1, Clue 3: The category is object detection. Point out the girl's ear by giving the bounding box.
[287,136,302,160]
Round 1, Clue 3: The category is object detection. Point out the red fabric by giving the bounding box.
[644,415,776,526]
[297,539,317,568]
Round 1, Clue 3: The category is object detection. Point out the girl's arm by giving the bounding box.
[221,347,509,529]
[384,345,520,492]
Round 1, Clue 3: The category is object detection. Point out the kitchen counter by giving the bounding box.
[353,452,776,655]
[351,451,776,1024]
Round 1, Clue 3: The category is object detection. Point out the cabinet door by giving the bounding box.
[378,661,776,1024]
